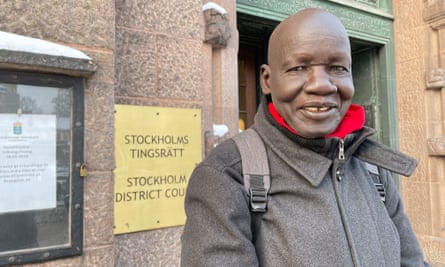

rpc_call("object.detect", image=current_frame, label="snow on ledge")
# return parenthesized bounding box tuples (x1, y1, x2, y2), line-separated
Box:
(202, 2, 227, 14)
(0, 31, 91, 60)
(212, 123, 229, 137)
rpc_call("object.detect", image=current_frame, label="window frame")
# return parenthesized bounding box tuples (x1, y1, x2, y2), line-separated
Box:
(0, 70, 84, 266)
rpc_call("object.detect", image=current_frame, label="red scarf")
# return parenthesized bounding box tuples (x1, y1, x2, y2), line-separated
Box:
(268, 102, 365, 139)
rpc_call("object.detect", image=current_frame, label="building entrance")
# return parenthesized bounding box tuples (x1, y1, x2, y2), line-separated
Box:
(237, 14, 387, 144)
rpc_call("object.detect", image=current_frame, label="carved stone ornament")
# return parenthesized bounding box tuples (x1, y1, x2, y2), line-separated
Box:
(426, 67, 445, 89)
(423, 0, 445, 22)
(427, 136, 445, 155)
(202, 2, 231, 48)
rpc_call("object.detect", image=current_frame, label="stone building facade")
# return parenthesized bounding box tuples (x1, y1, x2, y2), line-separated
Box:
(0, 0, 443, 266)
(393, 0, 445, 265)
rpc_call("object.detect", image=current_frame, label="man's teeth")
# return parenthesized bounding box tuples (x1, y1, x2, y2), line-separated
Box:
(304, 107, 330, 112)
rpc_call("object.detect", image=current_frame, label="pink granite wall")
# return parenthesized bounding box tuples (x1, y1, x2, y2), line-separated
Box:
(0, 1, 116, 266)
(393, 0, 445, 265)
(0, 0, 238, 265)
(113, 0, 202, 266)
(113, 0, 239, 265)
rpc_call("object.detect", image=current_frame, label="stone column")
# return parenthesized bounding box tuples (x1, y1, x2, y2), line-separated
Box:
(422, 0, 445, 264)
(202, 1, 239, 154)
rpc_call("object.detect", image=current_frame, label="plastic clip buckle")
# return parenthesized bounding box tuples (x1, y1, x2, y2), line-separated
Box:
(249, 187, 267, 213)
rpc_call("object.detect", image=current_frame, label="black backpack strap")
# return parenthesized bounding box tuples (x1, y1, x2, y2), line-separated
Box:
(232, 128, 270, 213)
(363, 161, 386, 203)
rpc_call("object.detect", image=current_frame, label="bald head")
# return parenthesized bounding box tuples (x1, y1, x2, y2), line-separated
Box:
(267, 8, 350, 67)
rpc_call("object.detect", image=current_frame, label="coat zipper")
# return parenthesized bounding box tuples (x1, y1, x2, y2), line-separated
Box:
(336, 139, 345, 181)
(333, 138, 360, 266)
(338, 139, 345, 160)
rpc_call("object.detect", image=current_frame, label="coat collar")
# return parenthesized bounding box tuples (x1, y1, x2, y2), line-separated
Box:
(251, 98, 416, 186)
(251, 99, 355, 186)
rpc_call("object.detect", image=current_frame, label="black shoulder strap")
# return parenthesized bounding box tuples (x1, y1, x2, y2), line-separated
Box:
(363, 161, 386, 203)
(232, 128, 270, 213)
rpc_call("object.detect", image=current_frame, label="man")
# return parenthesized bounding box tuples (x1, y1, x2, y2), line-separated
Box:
(181, 8, 430, 266)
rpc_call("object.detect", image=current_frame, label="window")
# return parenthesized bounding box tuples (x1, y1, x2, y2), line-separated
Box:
(0, 70, 84, 266)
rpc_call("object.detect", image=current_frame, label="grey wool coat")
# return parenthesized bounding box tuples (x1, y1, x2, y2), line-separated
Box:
(181, 100, 430, 267)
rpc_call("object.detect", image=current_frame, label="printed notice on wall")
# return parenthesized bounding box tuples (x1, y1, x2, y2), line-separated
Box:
(0, 114, 57, 213)
(114, 105, 202, 234)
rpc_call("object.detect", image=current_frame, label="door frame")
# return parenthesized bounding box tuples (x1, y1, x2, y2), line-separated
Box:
(236, 0, 398, 148)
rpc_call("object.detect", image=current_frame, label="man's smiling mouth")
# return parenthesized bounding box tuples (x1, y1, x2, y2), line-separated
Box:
(303, 106, 332, 113)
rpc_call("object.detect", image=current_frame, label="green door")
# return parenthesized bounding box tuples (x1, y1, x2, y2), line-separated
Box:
(351, 42, 382, 142)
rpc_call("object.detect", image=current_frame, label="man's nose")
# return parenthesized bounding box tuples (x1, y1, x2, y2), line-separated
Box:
(304, 66, 337, 95)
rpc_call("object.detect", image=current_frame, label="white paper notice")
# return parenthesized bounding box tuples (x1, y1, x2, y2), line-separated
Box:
(0, 114, 57, 213)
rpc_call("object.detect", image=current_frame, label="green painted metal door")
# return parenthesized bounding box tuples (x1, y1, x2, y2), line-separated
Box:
(352, 44, 382, 142)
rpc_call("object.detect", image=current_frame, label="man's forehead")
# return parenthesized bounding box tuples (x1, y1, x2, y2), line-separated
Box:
(278, 11, 347, 38)
(268, 9, 350, 64)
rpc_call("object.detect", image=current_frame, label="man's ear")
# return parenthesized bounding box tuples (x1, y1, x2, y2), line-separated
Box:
(260, 64, 272, 95)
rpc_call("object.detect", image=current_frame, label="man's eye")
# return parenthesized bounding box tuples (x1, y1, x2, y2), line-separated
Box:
(286, 65, 308, 72)
(329, 65, 350, 74)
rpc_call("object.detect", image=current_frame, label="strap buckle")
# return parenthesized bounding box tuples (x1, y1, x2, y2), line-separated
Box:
(247, 174, 268, 213)
(374, 183, 386, 203)
(249, 187, 267, 213)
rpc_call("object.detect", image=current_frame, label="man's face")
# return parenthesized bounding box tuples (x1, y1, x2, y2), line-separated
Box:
(261, 12, 354, 138)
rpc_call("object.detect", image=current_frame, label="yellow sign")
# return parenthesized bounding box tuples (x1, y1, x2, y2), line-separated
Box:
(114, 105, 202, 234)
